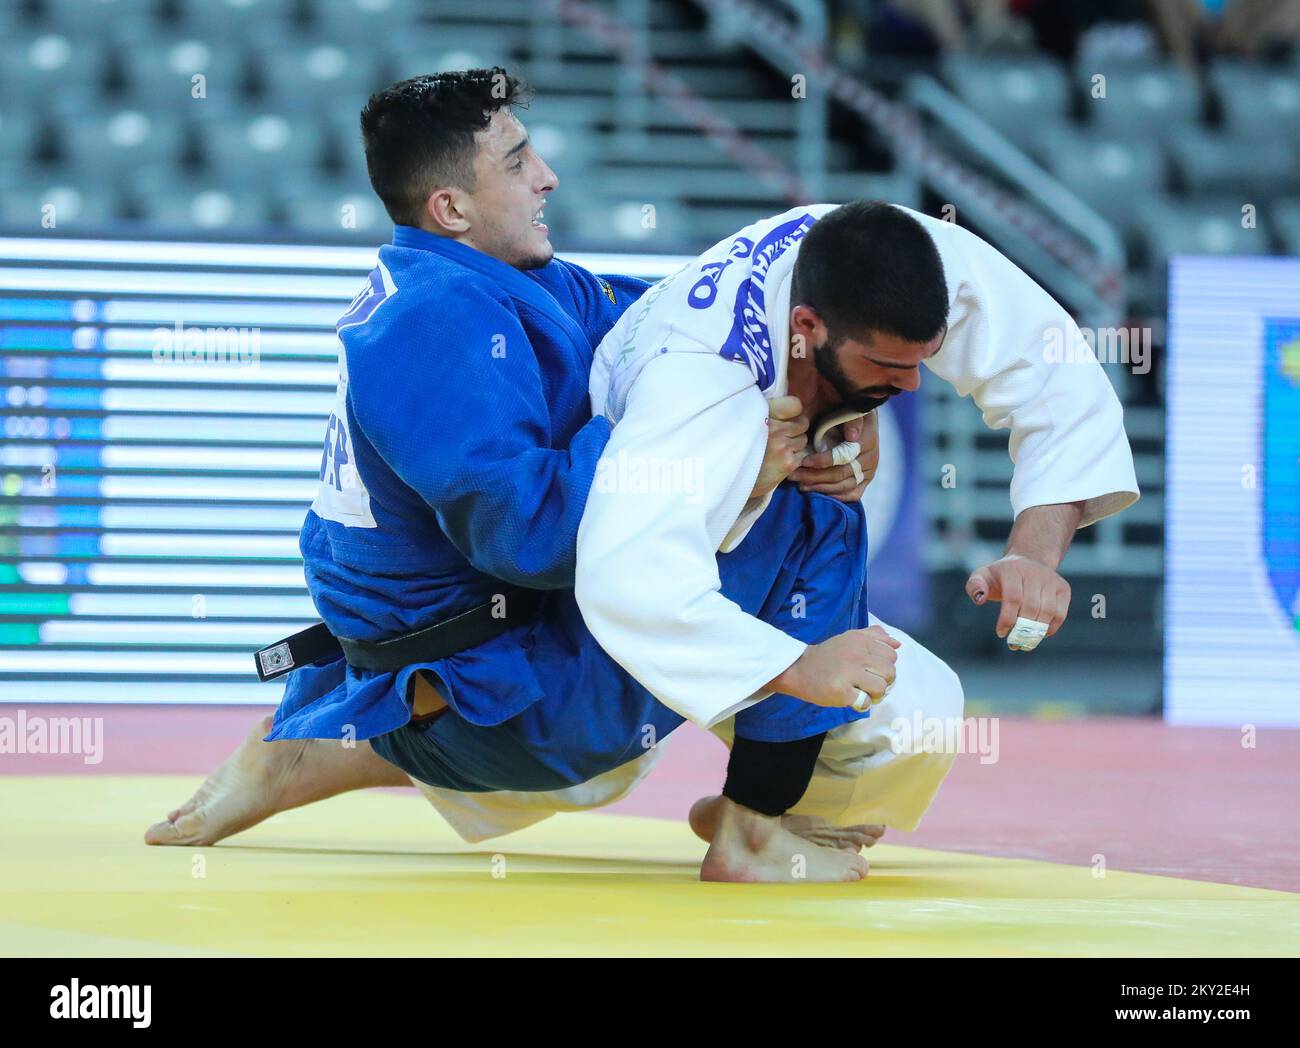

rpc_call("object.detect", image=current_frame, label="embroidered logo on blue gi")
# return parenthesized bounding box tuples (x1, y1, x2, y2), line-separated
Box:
(1262, 319, 1300, 634)
(687, 213, 818, 391)
(597, 277, 617, 305)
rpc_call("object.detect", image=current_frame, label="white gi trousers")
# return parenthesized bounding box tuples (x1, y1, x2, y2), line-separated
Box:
(411, 614, 963, 843)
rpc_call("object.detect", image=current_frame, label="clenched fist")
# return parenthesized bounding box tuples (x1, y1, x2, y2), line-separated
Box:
(750, 395, 809, 502)
(753, 399, 881, 505)
(767, 624, 901, 708)
(792, 411, 879, 502)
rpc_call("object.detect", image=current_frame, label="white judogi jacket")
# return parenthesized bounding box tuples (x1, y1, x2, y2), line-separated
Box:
(575, 204, 1139, 730)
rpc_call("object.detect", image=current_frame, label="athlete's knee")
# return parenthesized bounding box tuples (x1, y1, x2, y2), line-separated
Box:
(915, 651, 964, 724)
(884, 626, 964, 724)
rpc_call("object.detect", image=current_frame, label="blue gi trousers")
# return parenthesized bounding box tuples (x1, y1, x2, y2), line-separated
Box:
(369, 484, 870, 792)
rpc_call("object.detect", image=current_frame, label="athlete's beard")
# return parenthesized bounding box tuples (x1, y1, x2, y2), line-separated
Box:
(813, 335, 893, 415)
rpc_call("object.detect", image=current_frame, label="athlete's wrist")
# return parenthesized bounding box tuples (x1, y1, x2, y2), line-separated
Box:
(765, 650, 810, 701)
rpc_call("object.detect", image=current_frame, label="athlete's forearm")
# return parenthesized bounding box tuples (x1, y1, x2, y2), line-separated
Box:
(1004, 501, 1085, 570)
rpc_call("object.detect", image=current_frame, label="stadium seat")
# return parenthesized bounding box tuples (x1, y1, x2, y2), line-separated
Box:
(551, 193, 692, 250)
(415, 0, 533, 25)
(940, 54, 1072, 149)
(0, 33, 110, 107)
(58, 111, 188, 178)
(1031, 125, 1168, 236)
(1167, 127, 1295, 198)
(248, 43, 387, 114)
(0, 179, 124, 232)
(193, 111, 329, 183)
(169, 0, 301, 39)
(1136, 197, 1271, 276)
(524, 93, 618, 128)
(592, 164, 792, 204)
(116, 38, 250, 111)
(1209, 61, 1300, 144)
(33, 0, 161, 35)
(303, 0, 422, 42)
(1078, 64, 1201, 140)
(385, 31, 521, 82)
(279, 182, 391, 240)
(129, 181, 276, 232)
(327, 126, 370, 186)
(525, 56, 773, 101)
(0, 110, 45, 167)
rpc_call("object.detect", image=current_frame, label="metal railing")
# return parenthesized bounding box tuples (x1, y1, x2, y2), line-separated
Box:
(903, 74, 1126, 331)
(702, 0, 829, 200)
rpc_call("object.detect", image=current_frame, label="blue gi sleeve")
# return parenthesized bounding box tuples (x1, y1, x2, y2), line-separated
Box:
(349, 287, 611, 589)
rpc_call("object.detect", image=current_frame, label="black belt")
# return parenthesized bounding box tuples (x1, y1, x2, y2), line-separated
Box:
(252, 587, 544, 682)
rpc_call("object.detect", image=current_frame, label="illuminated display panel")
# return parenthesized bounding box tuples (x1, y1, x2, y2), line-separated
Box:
(1165, 255, 1300, 726)
(0, 238, 682, 705)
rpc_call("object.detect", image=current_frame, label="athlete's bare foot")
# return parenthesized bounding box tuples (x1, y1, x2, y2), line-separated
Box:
(698, 795, 869, 883)
(689, 794, 884, 852)
(782, 813, 886, 851)
(144, 715, 410, 847)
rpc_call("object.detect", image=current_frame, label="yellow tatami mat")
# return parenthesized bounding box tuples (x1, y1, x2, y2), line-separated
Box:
(2, 776, 1296, 957)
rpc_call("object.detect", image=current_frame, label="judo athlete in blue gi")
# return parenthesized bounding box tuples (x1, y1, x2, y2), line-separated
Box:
(144, 70, 895, 883)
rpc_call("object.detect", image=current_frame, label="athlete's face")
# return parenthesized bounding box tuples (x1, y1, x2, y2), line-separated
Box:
(790, 304, 945, 415)
(458, 110, 558, 270)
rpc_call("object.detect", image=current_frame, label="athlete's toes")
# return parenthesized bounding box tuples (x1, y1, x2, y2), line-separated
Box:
(841, 855, 870, 882)
(144, 810, 209, 847)
(144, 818, 185, 846)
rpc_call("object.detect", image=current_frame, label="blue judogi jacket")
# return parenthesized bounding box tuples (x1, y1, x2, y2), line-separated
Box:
(266, 226, 648, 744)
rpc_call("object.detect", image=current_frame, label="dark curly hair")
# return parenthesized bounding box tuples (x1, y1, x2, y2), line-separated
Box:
(360, 68, 533, 226)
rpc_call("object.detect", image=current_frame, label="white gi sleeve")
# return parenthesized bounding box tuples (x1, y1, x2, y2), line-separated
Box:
(718, 490, 774, 553)
(575, 352, 809, 729)
(922, 219, 1140, 527)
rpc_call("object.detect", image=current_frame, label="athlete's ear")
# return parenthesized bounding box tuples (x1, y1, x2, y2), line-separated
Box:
(425, 188, 470, 235)
(789, 304, 825, 343)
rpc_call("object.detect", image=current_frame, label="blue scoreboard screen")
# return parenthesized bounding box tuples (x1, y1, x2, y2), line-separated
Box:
(1166, 255, 1300, 726)
(0, 238, 675, 705)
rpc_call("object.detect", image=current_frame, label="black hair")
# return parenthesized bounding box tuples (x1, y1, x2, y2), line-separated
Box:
(359, 68, 532, 226)
(792, 200, 949, 343)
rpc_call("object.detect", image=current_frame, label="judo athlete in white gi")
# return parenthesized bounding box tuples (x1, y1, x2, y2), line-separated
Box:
(567, 200, 1141, 880)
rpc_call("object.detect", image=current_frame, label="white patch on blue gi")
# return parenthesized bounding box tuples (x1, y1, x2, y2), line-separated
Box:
(310, 261, 397, 529)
